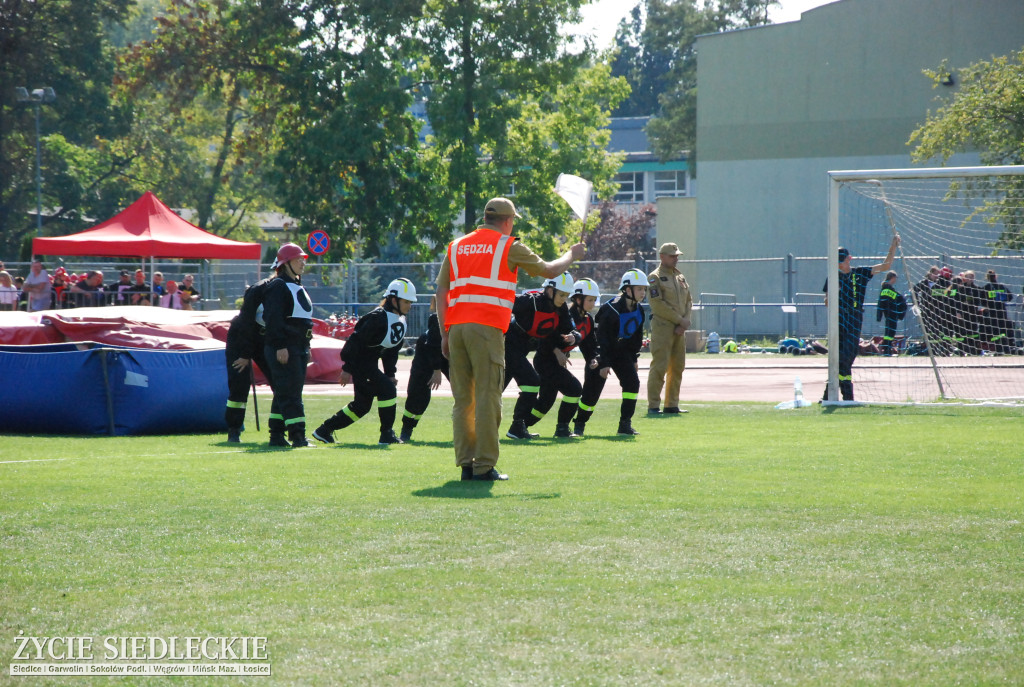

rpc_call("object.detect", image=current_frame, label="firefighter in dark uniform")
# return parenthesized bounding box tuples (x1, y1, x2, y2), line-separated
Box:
(224, 275, 276, 443)
(822, 237, 899, 401)
(875, 270, 906, 355)
(263, 243, 315, 448)
(398, 295, 450, 442)
(554, 278, 601, 437)
(314, 278, 417, 446)
(980, 269, 1017, 353)
(572, 269, 647, 436)
(525, 273, 583, 438)
(503, 277, 575, 440)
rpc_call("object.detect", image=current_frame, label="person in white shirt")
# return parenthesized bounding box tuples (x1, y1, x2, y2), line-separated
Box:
(22, 260, 52, 311)
(160, 280, 185, 309)
(0, 270, 19, 310)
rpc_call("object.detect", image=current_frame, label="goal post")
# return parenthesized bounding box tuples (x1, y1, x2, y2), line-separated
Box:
(826, 165, 1024, 405)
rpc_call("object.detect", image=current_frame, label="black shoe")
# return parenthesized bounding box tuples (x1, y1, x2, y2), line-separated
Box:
(461, 466, 473, 481)
(472, 468, 509, 481)
(617, 422, 640, 436)
(647, 407, 662, 415)
(268, 433, 291, 448)
(379, 430, 404, 446)
(291, 436, 316, 448)
(663, 407, 688, 414)
(399, 431, 412, 443)
(227, 429, 241, 443)
(573, 423, 586, 437)
(505, 420, 537, 440)
(312, 427, 334, 444)
(554, 423, 580, 438)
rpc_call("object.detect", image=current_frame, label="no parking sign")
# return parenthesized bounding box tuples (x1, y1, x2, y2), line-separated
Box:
(307, 230, 330, 256)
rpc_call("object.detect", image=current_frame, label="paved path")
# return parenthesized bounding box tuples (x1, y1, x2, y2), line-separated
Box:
(294, 355, 829, 404)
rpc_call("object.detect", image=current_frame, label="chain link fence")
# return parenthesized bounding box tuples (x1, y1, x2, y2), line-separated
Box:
(6, 255, 1022, 344)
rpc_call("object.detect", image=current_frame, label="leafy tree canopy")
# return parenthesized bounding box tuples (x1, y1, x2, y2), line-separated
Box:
(909, 50, 1024, 251)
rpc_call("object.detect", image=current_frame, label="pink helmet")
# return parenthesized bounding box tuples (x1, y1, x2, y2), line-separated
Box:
(272, 243, 308, 269)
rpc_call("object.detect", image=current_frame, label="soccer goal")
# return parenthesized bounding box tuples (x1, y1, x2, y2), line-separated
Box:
(826, 165, 1024, 405)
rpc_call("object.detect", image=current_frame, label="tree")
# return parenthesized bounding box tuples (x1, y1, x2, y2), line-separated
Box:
(909, 50, 1024, 250)
(613, 0, 777, 165)
(480, 61, 628, 257)
(417, 0, 588, 233)
(0, 0, 134, 257)
(115, 0, 295, 239)
(578, 201, 657, 289)
(269, 0, 448, 260)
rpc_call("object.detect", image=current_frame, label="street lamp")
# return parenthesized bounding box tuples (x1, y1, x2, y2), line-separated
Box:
(15, 87, 57, 236)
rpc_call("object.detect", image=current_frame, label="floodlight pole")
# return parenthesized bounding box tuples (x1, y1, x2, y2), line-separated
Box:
(15, 87, 57, 237)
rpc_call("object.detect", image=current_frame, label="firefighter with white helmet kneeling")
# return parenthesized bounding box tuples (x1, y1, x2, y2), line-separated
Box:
(314, 278, 417, 446)
(569, 269, 647, 436)
(263, 242, 315, 448)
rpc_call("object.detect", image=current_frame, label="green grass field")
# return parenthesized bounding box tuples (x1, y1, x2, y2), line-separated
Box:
(2, 399, 1022, 685)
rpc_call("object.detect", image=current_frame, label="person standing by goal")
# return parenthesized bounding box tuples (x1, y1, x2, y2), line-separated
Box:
(823, 235, 900, 401)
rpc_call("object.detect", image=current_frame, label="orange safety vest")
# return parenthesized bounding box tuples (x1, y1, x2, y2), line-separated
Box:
(445, 227, 519, 333)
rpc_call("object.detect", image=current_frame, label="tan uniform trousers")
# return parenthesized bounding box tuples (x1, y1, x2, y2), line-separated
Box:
(448, 322, 506, 473)
(647, 316, 686, 409)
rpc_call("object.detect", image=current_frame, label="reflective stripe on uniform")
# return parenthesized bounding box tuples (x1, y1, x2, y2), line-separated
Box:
(226, 400, 246, 409)
(449, 293, 514, 308)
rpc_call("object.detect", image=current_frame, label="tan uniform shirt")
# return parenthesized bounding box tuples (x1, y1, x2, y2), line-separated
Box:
(647, 264, 692, 327)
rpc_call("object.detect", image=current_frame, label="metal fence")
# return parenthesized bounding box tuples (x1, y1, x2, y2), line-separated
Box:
(6, 256, 1022, 344)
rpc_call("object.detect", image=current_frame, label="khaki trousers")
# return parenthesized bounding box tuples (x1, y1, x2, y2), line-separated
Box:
(647, 317, 686, 409)
(448, 322, 506, 472)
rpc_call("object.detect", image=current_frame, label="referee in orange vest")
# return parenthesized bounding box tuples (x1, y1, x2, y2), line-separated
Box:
(435, 198, 585, 481)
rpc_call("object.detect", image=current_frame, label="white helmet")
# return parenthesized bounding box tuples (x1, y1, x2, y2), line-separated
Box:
(542, 272, 574, 294)
(619, 269, 647, 291)
(383, 277, 417, 302)
(572, 278, 601, 305)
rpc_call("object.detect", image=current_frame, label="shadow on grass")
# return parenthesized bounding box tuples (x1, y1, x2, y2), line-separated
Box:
(412, 481, 561, 500)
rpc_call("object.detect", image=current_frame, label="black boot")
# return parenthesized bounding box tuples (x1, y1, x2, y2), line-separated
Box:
(379, 429, 404, 446)
(506, 419, 538, 440)
(573, 421, 586, 437)
(554, 423, 580, 438)
(312, 424, 335, 444)
(269, 431, 290, 448)
(289, 424, 316, 448)
(616, 421, 639, 436)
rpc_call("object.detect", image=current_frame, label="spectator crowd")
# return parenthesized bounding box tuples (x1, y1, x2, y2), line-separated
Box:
(0, 259, 201, 312)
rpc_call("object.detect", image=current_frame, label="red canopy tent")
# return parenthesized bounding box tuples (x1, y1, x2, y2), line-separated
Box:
(32, 191, 262, 260)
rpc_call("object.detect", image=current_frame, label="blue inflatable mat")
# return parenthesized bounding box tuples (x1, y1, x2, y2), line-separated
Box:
(0, 344, 226, 435)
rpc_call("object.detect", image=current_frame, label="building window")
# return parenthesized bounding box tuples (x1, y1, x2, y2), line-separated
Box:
(653, 170, 687, 198)
(613, 172, 645, 203)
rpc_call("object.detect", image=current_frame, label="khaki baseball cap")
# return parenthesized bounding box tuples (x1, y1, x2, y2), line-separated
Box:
(659, 242, 682, 256)
(484, 197, 522, 219)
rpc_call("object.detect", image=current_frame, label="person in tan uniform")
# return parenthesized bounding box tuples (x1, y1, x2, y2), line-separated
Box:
(435, 197, 585, 481)
(646, 242, 692, 415)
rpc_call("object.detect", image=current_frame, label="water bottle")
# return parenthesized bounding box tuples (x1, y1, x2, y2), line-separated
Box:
(794, 377, 805, 407)
(707, 331, 720, 354)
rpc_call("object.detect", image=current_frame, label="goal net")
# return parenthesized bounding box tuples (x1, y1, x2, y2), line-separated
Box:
(826, 165, 1024, 405)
